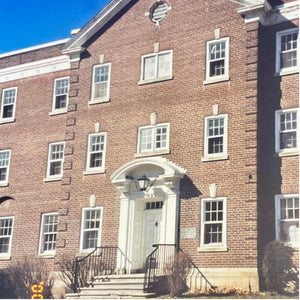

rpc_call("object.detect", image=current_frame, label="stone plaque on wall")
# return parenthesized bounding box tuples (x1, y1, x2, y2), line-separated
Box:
(180, 227, 197, 239)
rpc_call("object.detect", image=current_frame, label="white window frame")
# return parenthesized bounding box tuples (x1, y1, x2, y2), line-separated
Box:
(51, 77, 69, 114)
(79, 207, 103, 253)
(275, 28, 299, 75)
(204, 37, 229, 84)
(38, 212, 59, 256)
(202, 114, 228, 162)
(199, 197, 227, 252)
(85, 132, 107, 174)
(275, 194, 299, 249)
(90, 63, 111, 104)
(0, 87, 17, 124)
(275, 108, 298, 155)
(46, 142, 65, 180)
(0, 149, 11, 187)
(136, 122, 170, 156)
(139, 50, 173, 85)
(0, 216, 14, 259)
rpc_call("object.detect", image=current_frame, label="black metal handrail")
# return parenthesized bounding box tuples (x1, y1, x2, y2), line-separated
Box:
(178, 248, 215, 292)
(143, 244, 176, 292)
(143, 244, 215, 293)
(73, 246, 127, 292)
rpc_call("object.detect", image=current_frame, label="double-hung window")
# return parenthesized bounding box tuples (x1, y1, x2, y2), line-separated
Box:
(275, 108, 298, 155)
(203, 114, 228, 161)
(275, 195, 299, 248)
(0, 150, 11, 186)
(38, 213, 58, 255)
(52, 77, 69, 114)
(46, 142, 65, 180)
(137, 123, 170, 155)
(80, 207, 103, 252)
(276, 28, 298, 74)
(205, 38, 229, 83)
(85, 133, 107, 173)
(0, 216, 14, 258)
(91, 63, 111, 103)
(0, 87, 17, 123)
(140, 50, 173, 84)
(200, 197, 226, 251)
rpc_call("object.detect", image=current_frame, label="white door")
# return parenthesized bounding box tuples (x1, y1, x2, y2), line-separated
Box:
(143, 207, 162, 259)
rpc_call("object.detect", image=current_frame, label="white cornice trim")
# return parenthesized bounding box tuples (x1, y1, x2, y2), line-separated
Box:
(237, 0, 299, 25)
(0, 39, 69, 59)
(228, 0, 264, 6)
(0, 55, 70, 84)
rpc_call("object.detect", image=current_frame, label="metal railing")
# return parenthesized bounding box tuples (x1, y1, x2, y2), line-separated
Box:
(143, 244, 176, 292)
(73, 246, 125, 292)
(143, 244, 215, 293)
(178, 248, 215, 292)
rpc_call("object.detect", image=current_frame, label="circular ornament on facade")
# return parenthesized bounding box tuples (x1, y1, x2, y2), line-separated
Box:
(150, 1, 169, 23)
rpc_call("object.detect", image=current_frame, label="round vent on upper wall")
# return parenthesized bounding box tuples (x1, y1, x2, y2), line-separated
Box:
(150, 1, 169, 23)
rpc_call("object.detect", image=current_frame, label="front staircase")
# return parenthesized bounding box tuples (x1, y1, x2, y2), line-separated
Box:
(65, 245, 215, 299)
(66, 274, 155, 299)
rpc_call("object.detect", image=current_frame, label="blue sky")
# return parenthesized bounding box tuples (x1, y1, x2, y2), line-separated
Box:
(0, 0, 111, 54)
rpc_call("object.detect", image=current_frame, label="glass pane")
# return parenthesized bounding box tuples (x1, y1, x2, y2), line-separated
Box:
(55, 95, 67, 109)
(144, 56, 156, 80)
(158, 53, 171, 77)
(3, 105, 13, 118)
(280, 132, 297, 149)
(94, 82, 107, 98)
(50, 161, 61, 176)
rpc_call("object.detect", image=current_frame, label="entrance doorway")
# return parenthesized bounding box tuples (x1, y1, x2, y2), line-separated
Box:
(143, 201, 163, 260)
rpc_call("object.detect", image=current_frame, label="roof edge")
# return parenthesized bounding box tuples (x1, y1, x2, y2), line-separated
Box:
(62, 0, 133, 55)
(0, 38, 70, 59)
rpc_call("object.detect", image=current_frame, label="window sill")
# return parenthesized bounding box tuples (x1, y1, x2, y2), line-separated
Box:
(276, 151, 299, 157)
(49, 110, 67, 116)
(203, 76, 230, 85)
(138, 75, 173, 86)
(274, 69, 299, 77)
(0, 255, 11, 260)
(197, 246, 228, 252)
(202, 155, 229, 162)
(43, 177, 62, 183)
(135, 149, 170, 158)
(38, 254, 56, 258)
(83, 169, 106, 175)
(0, 119, 15, 124)
(88, 98, 110, 105)
(0, 182, 8, 187)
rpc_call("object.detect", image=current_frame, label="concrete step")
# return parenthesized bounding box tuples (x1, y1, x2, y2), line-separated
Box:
(65, 273, 155, 299)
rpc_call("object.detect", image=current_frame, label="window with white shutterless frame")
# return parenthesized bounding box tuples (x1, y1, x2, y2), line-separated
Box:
(139, 50, 173, 84)
(137, 123, 170, 155)
(52, 77, 69, 114)
(90, 63, 111, 104)
(203, 114, 228, 161)
(275, 108, 298, 155)
(38, 212, 59, 256)
(276, 28, 299, 75)
(80, 207, 103, 252)
(275, 194, 299, 248)
(0, 87, 17, 123)
(46, 142, 65, 180)
(0, 216, 14, 258)
(0, 149, 11, 186)
(199, 197, 227, 251)
(205, 37, 229, 84)
(85, 132, 107, 174)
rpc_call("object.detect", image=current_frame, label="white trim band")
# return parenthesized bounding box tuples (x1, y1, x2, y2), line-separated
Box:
(0, 55, 70, 83)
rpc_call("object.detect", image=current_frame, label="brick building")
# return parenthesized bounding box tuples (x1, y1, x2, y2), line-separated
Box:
(0, 0, 298, 297)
